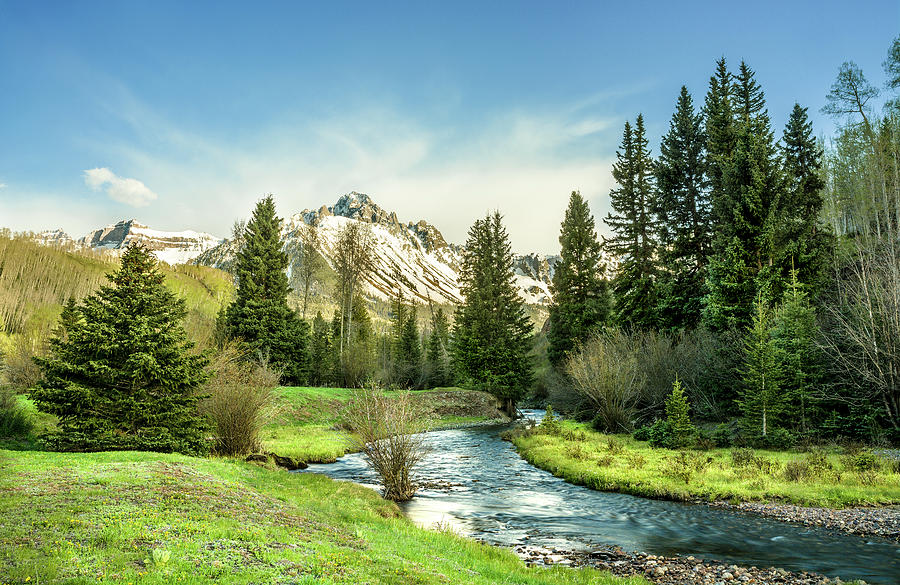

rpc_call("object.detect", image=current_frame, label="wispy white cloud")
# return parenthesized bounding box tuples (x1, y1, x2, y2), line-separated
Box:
(68, 84, 625, 251)
(83, 167, 158, 207)
(0, 183, 7, 189)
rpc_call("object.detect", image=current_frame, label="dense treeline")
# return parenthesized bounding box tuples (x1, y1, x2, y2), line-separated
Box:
(546, 39, 900, 446)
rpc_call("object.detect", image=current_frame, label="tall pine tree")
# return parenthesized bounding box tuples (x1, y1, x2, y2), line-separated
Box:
(309, 311, 333, 386)
(605, 115, 659, 329)
(452, 212, 533, 416)
(779, 103, 832, 297)
(225, 195, 310, 383)
(33, 244, 209, 455)
(655, 86, 711, 329)
(547, 190, 610, 365)
(425, 307, 452, 388)
(739, 295, 785, 439)
(704, 61, 785, 329)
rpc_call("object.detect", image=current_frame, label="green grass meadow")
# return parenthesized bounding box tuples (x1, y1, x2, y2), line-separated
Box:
(510, 420, 900, 508)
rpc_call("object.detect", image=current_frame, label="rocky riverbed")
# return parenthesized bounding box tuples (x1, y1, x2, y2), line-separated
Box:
(516, 545, 861, 585)
(712, 501, 900, 542)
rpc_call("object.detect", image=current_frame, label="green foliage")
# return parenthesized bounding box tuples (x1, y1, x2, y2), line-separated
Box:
(309, 311, 333, 386)
(390, 290, 423, 388)
(778, 104, 833, 297)
(425, 308, 452, 388)
(647, 418, 672, 448)
(772, 272, 821, 434)
(452, 212, 533, 413)
(225, 195, 310, 384)
(738, 297, 786, 439)
(331, 297, 376, 388)
(654, 86, 710, 330)
(665, 378, 695, 448)
(0, 387, 33, 437)
(548, 191, 610, 364)
(605, 116, 659, 329)
(32, 244, 210, 455)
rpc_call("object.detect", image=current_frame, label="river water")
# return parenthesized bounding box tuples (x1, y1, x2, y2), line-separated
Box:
(301, 410, 900, 584)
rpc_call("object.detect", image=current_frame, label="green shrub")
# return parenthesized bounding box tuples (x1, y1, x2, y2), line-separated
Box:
(632, 425, 651, 441)
(842, 451, 881, 473)
(648, 419, 673, 448)
(625, 451, 646, 469)
(605, 436, 625, 455)
(0, 388, 33, 437)
(783, 459, 810, 482)
(712, 423, 733, 448)
(749, 428, 795, 450)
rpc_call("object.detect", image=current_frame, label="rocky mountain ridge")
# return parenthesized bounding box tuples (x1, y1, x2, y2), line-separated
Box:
(31, 220, 224, 265)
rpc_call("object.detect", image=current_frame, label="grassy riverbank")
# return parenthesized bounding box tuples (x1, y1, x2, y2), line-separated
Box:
(509, 420, 900, 508)
(261, 386, 507, 463)
(0, 449, 647, 585)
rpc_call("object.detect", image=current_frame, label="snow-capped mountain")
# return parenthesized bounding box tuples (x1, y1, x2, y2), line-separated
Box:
(197, 192, 563, 305)
(78, 219, 224, 265)
(30, 220, 224, 265)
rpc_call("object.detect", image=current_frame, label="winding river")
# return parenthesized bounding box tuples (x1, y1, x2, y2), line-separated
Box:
(301, 410, 900, 584)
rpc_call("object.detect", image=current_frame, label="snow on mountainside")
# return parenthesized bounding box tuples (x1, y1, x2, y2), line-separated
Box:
(196, 192, 562, 305)
(30, 220, 224, 264)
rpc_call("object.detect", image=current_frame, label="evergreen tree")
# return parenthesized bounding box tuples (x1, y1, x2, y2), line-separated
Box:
(309, 311, 333, 386)
(605, 115, 659, 329)
(225, 195, 310, 384)
(655, 87, 711, 329)
(32, 244, 209, 454)
(739, 295, 785, 438)
(665, 377, 695, 448)
(392, 303, 423, 388)
(704, 62, 785, 328)
(547, 191, 610, 365)
(705, 57, 737, 231)
(425, 308, 452, 388)
(779, 104, 832, 296)
(452, 212, 533, 416)
(772, 271, 821, 435)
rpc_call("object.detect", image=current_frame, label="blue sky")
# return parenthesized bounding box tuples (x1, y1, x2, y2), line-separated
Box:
(0, 1, 897, 252)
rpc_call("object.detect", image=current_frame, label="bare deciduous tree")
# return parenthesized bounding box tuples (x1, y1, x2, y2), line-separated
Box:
(289, 218, 324, 320)
(334, 222, 375, 355)
(822, 240, 900, 431)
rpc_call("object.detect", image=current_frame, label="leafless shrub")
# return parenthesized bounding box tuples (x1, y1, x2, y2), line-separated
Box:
(201, 342, 279, 456)
(342, 386, 431, 501)
(566, 330, 645, 432)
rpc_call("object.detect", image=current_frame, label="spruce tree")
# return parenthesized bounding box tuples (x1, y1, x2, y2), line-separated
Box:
(225, 195, 310, 384)
(704, 61, 785, 328)
(393, 305, 423, 388)
(425, 308, 452, 388)
(665, 377, 695, 448)
(33, 244, 209, 454)
(309, 311, 333, 386)
(739, 295, 785, 438)
(655, 86, 711, 329)
(605, 115, 659, 329)
(779, 104, 832, 297)
(705, 57, 737, 230)
(772, 271, 821, 435)
(547, 191, 610, 365)
(452, 212, 533, 416)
